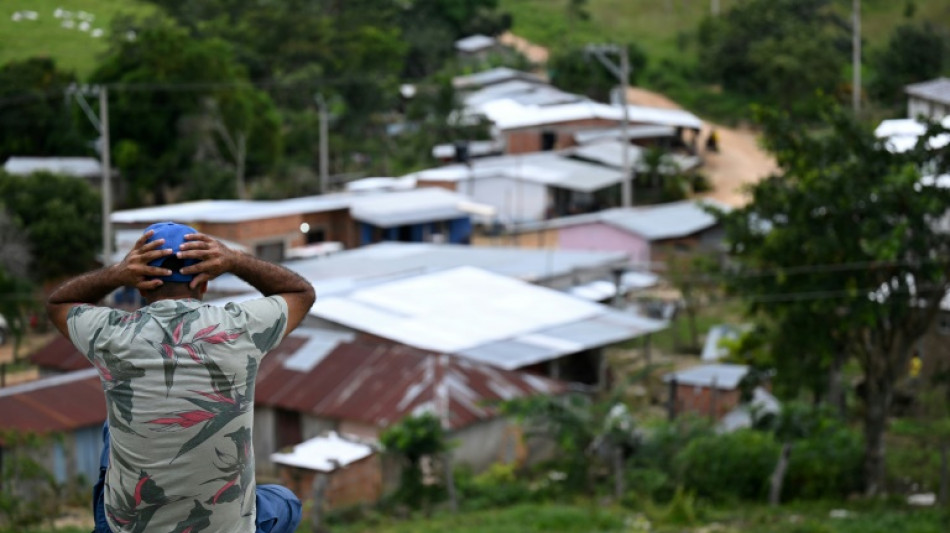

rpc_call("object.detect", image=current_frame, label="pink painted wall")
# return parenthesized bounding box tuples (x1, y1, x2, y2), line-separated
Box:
(558, 223, 650, 266)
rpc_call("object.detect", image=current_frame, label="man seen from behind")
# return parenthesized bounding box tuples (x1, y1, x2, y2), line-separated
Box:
(47, 222, 315, 533)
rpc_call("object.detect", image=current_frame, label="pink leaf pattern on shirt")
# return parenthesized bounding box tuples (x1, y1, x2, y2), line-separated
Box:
(148, 410, 216, 429)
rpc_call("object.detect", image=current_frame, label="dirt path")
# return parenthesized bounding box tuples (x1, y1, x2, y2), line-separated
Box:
(624, 87, 778, 207)
(498, 33, 777, 207)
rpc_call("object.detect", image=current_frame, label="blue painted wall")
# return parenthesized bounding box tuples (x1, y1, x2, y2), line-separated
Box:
(359, 217, 472, 245)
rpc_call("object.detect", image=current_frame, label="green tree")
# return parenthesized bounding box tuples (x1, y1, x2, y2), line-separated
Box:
(91, 15, 281, 205)
(380, 413, 449, 510)
(0, 211, 34, 356)
(0, 171, 101, 282)
(0, 58, 86, 161)
(719, 103, 950, 495)
(548, 44, 647, 102)
(869, 22, 949, 110)
(697, 0, 849, 115)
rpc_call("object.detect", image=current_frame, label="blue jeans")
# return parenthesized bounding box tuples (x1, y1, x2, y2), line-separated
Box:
(93, 423, 301, 533)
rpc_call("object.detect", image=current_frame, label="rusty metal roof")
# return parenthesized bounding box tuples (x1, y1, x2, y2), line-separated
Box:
(29, 335, 92, 372)
(0, 368, 105, 434)
(256, 335, 565, 431)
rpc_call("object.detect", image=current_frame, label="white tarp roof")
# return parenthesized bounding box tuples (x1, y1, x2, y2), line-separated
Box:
(270, 432, 374, 473)
(874, 116, 950, 153)
(309, 266, 666, 369)
(455, 34, 496, 53)
(4, 156, 102, 178)
(718, 387, 781, 433)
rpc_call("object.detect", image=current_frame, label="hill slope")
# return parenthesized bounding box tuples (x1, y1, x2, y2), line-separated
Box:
(1, 0, 154, 78)
(499, 0, 950, 63)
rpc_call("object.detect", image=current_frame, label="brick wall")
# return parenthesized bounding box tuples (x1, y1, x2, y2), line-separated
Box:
(279, 455, 383, 510)
(673, 384, 742, 420)
(504, 118, 617, 154)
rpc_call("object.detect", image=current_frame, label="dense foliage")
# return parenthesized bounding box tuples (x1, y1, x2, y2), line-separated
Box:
(719, 102, 950, 494)
(0, 171, 101, 282)
(697, 0, 850, 117)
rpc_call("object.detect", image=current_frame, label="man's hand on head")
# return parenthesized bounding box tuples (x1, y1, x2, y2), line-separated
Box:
(178, 234, 239, 289)
(116, 230, 174, 290)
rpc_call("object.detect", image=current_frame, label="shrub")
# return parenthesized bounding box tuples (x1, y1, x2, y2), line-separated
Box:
(783, 426, 864, 501)
(675, 429, 779, 502)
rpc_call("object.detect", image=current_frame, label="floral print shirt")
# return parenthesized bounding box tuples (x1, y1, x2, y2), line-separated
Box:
(67, 296, 288, 533)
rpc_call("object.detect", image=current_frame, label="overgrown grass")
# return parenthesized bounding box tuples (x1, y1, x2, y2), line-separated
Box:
(318, 499, 950, 533)
(330, 503, 628, 533)
(500, 0, 950, 60)
(0, 0, 154, 78)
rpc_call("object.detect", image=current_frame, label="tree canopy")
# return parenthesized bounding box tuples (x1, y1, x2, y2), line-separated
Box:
(719, 103, 950, 494)
(0, 171, 101, 282)
(697, 0, 850, 115)
(0, 58, 87, 161)
(90, 15, 281, 205)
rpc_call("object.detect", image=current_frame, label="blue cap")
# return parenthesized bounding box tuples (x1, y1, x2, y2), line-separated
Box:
(144, 222, 199, 283)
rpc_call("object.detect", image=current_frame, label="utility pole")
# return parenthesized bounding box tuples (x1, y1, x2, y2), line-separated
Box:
(69, 84, 113, 266)
(852, 0, 861, 113)
(100, 87, 112, 266)
(437, 354, 458, 512)
(314, 94, 329, 193)
(586, 44, 633, 208)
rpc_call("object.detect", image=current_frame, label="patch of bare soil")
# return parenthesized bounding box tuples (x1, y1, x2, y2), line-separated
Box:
(624, 87, 778, 207)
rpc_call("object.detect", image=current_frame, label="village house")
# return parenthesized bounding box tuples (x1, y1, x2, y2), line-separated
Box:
(481, 199, 727, 269)
(0, 369, 105, 496)
(111, 187, 490, 261)
(663, 363, 751, 420)
(906, 77, 950, 121)
(286, 266, 666, 386)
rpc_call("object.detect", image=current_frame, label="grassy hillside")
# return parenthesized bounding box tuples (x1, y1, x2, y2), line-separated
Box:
(0, 0, 154, 78)
(499, 0, 950, 64)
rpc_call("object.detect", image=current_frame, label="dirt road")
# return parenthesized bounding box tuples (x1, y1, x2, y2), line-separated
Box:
(624, 87, 778, 207)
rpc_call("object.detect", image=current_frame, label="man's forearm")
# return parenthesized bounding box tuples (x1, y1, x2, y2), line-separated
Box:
(230, 253, 313, 297)
(48, 266, 124, 305)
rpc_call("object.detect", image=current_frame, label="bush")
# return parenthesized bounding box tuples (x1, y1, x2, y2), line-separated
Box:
(783, 426, 864, 501)
(455, 463, 537, 510)
(675, 429, 779, 502)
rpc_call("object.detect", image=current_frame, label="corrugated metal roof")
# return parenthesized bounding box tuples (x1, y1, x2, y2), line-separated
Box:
(663, 363, 749, 389)
(568, 140, 701, 173)
(256, 336, 565, 430)
(29, 335, 92, 372)
(349, 188, 489, 227)
(905, 77, 950, 105)
(307, 267, 666, 369)
(209, 241, 629, 294)
(0, 368, 105, 433)
(473, 98, 703, 131)
(599, 200, 723, 240)
(514, 199, 726, 241)
(111, 195, 354, 224)
(574, 125, 677, 144)
(452, 67, 546, 90)
(409, 152, 627, 193)
(3, 156, 102, 178)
